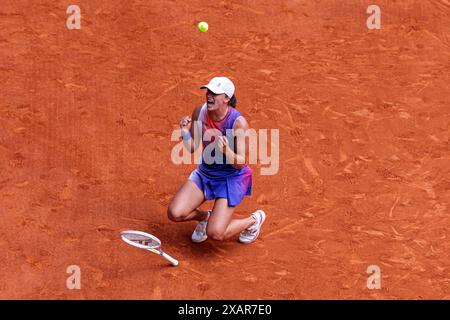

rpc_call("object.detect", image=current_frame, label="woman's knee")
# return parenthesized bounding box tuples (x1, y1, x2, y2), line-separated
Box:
(167, 204, 187, 222)
(206, 228, 226, 241)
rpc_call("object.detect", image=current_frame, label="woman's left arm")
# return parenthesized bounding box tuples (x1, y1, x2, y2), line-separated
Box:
(221, 116, 249, 169)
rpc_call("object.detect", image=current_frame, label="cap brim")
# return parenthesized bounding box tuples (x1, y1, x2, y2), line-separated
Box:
(200, 85, 226, 95)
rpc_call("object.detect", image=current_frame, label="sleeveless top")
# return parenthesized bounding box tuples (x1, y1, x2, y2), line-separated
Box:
(197, 103, 245, 177)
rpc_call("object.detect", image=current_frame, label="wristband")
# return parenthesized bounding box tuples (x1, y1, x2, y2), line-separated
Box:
(181, 130, 191, 141)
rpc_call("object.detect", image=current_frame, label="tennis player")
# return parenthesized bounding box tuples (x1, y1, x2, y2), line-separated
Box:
(167, 76, 266, 243)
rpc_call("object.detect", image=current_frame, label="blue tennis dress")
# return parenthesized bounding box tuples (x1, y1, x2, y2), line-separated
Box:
(188, 104, 252, 207)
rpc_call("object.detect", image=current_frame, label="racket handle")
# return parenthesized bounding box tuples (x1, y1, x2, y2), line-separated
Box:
(161, 252, 179, 266)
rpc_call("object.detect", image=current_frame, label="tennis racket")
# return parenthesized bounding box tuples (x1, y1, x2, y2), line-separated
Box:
(120, 230, 179, 266)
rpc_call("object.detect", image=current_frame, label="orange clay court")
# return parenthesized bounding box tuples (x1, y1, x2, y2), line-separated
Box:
(0, 0, 449, 299)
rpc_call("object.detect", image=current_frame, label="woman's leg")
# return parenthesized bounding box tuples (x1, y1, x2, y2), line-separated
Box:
(167, 180, 208, 222)
(206, 198, 255, 241)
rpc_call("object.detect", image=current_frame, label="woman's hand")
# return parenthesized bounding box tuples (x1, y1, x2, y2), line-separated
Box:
(217, 136, 230, 154)
(179, 116, 192, 134)
(218, 134, 246, 169)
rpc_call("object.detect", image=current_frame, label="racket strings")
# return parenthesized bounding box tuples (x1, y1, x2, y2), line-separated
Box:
(122, 234, 159, 248)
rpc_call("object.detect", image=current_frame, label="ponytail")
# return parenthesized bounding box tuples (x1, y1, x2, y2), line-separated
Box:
(228, 95, 237, 108)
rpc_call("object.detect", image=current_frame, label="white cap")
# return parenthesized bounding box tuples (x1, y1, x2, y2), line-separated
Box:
(200, 76, 235, 98)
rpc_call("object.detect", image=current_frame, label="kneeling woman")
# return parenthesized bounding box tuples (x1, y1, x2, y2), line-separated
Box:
(167, 76, 266, 243)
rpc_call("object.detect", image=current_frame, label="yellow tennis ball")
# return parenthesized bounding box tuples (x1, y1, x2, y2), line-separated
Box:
(198, 21, 208, 33)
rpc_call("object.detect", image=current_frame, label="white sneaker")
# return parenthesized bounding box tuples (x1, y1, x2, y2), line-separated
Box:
(239, 210, 266, 244)
(191, 211, 211, 243)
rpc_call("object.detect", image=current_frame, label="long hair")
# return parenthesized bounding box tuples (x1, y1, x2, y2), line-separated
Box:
(228, 95, 237, 108)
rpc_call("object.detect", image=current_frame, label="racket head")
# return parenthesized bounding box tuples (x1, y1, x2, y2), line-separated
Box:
(120, 230, 162, 250)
